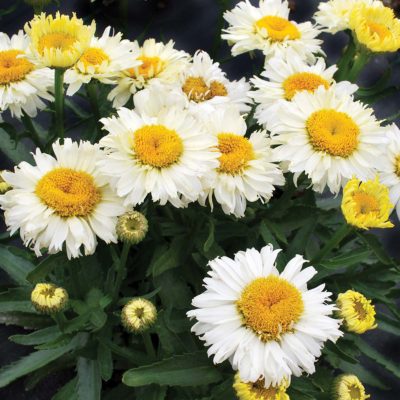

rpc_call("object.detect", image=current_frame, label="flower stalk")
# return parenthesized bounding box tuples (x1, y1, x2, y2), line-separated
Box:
(54, 68, 65, 142)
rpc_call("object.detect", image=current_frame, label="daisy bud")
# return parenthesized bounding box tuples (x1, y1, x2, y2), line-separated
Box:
(336, 290, 377, 334)
(116, 211, 148, 245)
(121, 298, 157, 333)
(0, 172, 12, 194)
(31, 283, 68, 314)
(341, 177, 393, 230)
(233, 373, 290, 400)
(334, 374, 370, 400)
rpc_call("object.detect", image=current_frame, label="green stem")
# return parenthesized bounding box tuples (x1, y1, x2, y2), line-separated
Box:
(54, 68, 65, 142)
(52, 312, 67, 331)
(86, 80, 102, 142)
(113, 242, 131, 301)
(312, 224, 353, 264)
(346, 49, 371, 83)
(21, 111, 41, 147)
(334, 36, 356, 81)
(142, 332, 156, 359)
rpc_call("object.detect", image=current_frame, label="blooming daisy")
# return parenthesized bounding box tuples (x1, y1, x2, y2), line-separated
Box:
(187, 244, 342, 387)
(0, 139, 126, 259)
(64, 26, 140, 95)
(336, 290, 377, 334)
(0, 30, 53, 118)
(199, 107, 284, 218)
(333, 374, 370, 400)
(99, 105, 219, 208)
(107, 38, 189, 108)
(233, 373, 290, 400)
(221, 0, 322, 61)
(250, 52, 357, 128)
(349, 2, 400, 53)
(25, 12, 96, 68)
(176, 50, 251, 113)
(341, 177, 393, 229)
(379, 123, 400, 219)
(314, 0, 381, 34)
(271, 86, 387, 194)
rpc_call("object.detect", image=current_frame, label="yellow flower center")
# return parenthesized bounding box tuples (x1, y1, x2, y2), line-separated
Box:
(79, 47, 109, 68)
(306, 109, 360, 157)
(217, 133, 254, 175)
(255, 16, 301, 42)
(366, 21, 391, 40)
(352, 191, 380, 215)
(348, 384, 362, 399)
(249, 379, 278, 399)
(35, 167, 101, 218)
(282, 72, 330, 100)
(38, 32, 77, 54)
(129, 55, 164, 79)
(237, 276, 304, 342)
(353, 299, 368, 320)
(0, 50, 34, 84)
(133, 124, 183, 168)
(182, 76, 228, 102)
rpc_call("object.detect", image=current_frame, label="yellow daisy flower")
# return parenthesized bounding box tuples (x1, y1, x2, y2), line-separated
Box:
(25, 12, 96, 68)
(233, 373, 290, 400)
(336, 290, 377, 334)
(31, 283, 68, 314)
(341, 177, 394, 229)
(334, 374, 370, 400)
(349, 3, 400, 52)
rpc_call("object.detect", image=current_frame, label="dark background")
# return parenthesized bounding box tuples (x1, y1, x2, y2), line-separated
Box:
(0, 0, 399, 398)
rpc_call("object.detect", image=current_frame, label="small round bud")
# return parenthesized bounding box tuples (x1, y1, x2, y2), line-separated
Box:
(0, 171, 12, 194)
(121, 297, 157, 333)
(333, 374, 370, 400)
(116, 211, 148, 245)
(336, 290, 377, 334)
(31, 283, 68, 314)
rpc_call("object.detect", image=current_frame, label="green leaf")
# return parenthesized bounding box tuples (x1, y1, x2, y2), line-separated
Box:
(203, 219, 215, 252)
(0, 335, 83, 388)
(259, 221, 279, 248)
(52, 377, 78, 400)
(27, 253, 68, 283)
(0, 127, 32, 164)
(150, 238, 184, 277)
(320, 249, 371, 269)
(0, 245, 35, 285)
(356, 232, 392, 265)
(0, 312, 51, 329)
(77, 358, 101, 400)
(97, 342, 113, 381)
(377, 314, 400, 336)
(122, 352, 222, 387)
(9, 325, 60, 346)
(353, 336, 400, 379)
(0, 301, 36, 313)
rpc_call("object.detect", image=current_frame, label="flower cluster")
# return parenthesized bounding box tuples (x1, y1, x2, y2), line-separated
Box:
(0, 1, 398, 398)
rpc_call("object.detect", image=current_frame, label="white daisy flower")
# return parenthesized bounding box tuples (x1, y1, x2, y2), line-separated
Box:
(176, 50, 251, 114)
(379, 123, 400, 218)
(270, 86, 387, 194)
(187, 244, 342, 387)
(314, 0, 382, 34)
(221, 0, 323, 62)
(0, 139, 126, 259)
(0, 30, 53, 118)
(250, 52, 358, 128)
(199, 107, 284, 218)
(99, 104, 219, 208)
(107, 38, 189, 108)
(64, 26, 140, 96)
